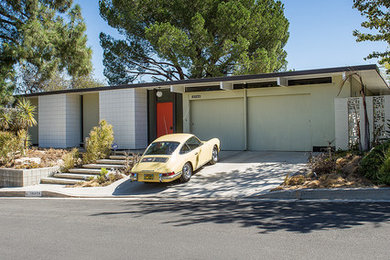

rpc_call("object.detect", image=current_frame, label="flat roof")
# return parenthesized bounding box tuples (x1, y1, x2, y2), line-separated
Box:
(19, 64, 389, 97)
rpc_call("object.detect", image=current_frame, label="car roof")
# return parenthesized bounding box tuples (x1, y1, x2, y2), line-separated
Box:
(153, 133, 194, 143)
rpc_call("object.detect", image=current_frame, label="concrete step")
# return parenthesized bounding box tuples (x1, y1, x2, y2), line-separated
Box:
(53, 173, 96, 180)
(82, 164, 125, 169)
(41, 177, 80, 185)
(96, 159, 126, 165)
(69, 168, 102, 174)
(109, 155, 128, 160)
(113, 151, 129, 155)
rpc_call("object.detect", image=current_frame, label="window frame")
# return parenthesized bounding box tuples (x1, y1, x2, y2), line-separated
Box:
(180, 136, 202, 154)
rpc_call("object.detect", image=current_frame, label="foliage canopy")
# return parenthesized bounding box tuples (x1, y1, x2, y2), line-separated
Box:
(99, 0, 289, 84)
(353, 0, 390, 68)
(0, 0, 92, 99)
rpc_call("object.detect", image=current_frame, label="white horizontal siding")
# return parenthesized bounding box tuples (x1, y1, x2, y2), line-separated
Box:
(66, 94, 81, 147)
(99, 89, 136, 149)
(38, 95, 67, 148)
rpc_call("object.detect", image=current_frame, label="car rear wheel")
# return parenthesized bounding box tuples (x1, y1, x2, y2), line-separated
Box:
(209, 146, 218, 165)
(180, 162, 192, 183)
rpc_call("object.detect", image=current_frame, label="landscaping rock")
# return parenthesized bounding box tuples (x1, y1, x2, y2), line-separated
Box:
(15, 157, 41, 165)
(342, 155, 361, 175)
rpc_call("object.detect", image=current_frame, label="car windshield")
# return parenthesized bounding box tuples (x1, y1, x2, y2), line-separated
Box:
(144, 142, 180, 155)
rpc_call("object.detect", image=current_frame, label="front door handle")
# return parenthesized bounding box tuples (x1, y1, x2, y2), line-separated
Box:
(195, 152, 198, 155)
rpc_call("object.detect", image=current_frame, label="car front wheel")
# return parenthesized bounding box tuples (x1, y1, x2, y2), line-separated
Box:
(209, 146, 218, 165)
(180, 162, 192, 183)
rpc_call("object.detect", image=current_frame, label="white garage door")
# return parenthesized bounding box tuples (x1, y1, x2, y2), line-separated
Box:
(190, 98, 245, 150)
(248, 94, 312, 151)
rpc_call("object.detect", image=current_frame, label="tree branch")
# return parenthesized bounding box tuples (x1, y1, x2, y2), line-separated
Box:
(0, 34, 18, 44)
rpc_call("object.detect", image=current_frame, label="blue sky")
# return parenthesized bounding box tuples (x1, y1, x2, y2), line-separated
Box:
(75, 0, 388, 83)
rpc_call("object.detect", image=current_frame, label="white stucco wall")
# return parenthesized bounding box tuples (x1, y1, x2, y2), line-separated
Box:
(99, 88, 147, 149)
(334, 98, 349, 150)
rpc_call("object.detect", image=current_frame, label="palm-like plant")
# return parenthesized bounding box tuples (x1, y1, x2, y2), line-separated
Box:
(0, 108, 12, 131)
(16, 99, 37, 129)
(15, 99, 37, 149)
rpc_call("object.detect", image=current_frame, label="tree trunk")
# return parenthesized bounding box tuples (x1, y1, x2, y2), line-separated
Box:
(359, 76, 370, 151)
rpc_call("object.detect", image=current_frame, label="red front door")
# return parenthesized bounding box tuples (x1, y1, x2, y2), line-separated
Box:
(157, 102, 174, 137)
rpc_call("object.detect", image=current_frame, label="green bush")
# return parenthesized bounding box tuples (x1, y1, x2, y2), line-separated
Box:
(97, 168, 108, 184)
(83, 120, 114, 164)
(378, 150, 390, 185)
(359, 140, 390, 185)
(61, 148, 80, 172)
(0, 131, 25, 166)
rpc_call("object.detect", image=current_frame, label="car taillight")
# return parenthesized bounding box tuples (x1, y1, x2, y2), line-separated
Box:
(162, 172, 175, 177)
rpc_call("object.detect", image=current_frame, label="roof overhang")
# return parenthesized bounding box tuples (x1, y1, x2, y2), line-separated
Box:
(18, 64, 389, 97)
(344, 69, 390, 94)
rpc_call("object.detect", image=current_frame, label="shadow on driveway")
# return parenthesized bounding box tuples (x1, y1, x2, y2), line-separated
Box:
(90, 200, 390, 234)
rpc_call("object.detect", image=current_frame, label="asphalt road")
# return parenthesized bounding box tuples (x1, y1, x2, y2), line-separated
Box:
(1, 199, 390, 260)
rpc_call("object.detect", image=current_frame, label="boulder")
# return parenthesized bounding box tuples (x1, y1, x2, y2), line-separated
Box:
(15, 157, 41, 165)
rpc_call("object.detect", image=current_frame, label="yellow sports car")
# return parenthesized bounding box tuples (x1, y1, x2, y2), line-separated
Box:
(130, 133, 220, 183)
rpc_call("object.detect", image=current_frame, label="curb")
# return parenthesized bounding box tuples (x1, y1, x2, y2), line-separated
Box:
(260, 188, 390, 201)
(0, 190, 72, 198)
(1, 188, 390, 201)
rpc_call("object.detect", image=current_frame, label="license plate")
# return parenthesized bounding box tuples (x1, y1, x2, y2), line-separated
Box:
(144, 174, 154, 180)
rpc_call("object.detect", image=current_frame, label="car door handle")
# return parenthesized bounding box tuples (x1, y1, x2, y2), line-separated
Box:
(195, 152, 198, 155)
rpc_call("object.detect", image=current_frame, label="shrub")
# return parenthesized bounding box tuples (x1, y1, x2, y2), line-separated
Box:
(96, 168, 109, 184)
(378, 155, 390, 185)
(83, 120, 114, 164)
(61, 148, 80, 172)
(310, 153, 336, 175)
(121, 152, 140, 175)
(0, 99, 37, 150)
(359, 140, 390, 185)
(0, 131, 25, 166)
(283, 174, 306, 186)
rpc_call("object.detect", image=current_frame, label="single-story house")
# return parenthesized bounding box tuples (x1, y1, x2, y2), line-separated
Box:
(22, 64, 389, 151)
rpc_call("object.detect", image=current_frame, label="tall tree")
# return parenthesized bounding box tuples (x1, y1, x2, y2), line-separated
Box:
(16, 64, 104, 94)
(0, 0, 92, 98)
(353, 0, 390, 68)
(99, 0, 289, 85)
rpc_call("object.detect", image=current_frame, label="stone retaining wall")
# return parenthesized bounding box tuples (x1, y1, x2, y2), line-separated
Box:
(0, 166, 59, 187)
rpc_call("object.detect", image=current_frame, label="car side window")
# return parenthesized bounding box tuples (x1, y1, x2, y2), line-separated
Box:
(180, 143, 191, 154)
(186, 137, 202, 150)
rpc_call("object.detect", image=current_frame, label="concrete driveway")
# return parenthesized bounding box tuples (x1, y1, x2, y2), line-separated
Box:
(113, 151, 310, 198)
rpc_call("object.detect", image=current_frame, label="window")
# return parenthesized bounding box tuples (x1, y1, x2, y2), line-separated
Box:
(233, 82, 278, 89)
(180, 144, 191, 154)
(144, 142, 180, 155)
(185, 85, 221, 92)
(186, 137, 202, 150)
(288, 77, 332, 86)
